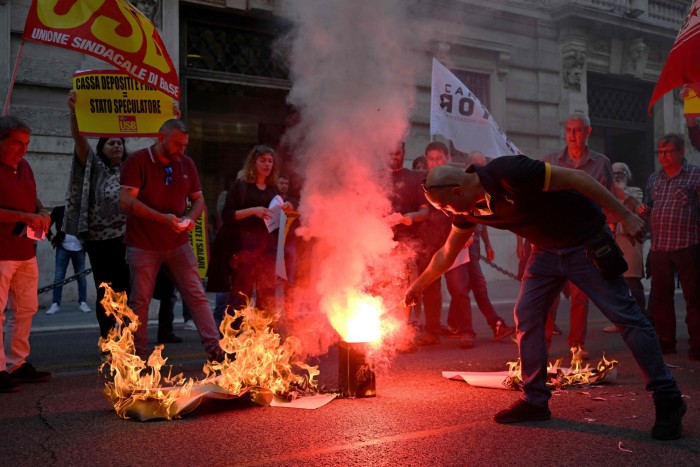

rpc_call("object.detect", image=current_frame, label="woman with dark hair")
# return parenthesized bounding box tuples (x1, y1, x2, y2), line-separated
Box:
(63, 90, 131, 339)
(221, 145, 292, 313)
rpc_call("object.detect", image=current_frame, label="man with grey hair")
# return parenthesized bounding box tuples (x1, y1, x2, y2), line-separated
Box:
(405, 155, 685, 440)
(120, 119, 225, 363)
(541, 112, 616, 357)
(603, 162, 646, 333)
(0, 116, 52, 392)
(639, 133, 700, 360)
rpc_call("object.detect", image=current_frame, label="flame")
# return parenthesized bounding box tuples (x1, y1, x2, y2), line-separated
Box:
(326, 289, 385, 343)
(97, 284, 319, 420)
(506, 346, 618, 390)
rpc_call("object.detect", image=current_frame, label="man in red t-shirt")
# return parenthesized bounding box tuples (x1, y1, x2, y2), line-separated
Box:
(120, 119, 224, 363)
(0, 116, 52, 392)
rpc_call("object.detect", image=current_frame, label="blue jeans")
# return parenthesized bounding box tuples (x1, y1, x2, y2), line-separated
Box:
(517, 244, 680, 406)
(423, 262, 472, 335)
(126, 244, 220, 359)
(52, 246, 87, 304)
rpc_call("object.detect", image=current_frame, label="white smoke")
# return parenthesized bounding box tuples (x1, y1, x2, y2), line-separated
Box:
(278, 0, 422, 355)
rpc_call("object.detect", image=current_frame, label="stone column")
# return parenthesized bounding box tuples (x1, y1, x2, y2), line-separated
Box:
(0, 0, 11, 113)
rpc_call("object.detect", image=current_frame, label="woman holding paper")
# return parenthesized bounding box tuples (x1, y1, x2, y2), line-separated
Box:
(220, 145, 292, 314)
(64, 90, 131, 340)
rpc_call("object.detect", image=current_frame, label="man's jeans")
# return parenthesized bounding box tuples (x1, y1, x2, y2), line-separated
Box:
(52, 245, 87, 304)
(517, 244, 679, 406)
(648, 244, 700, 351)
(126, 244, 220, 360)
(423, 262, 472, 335)
(0, 258, 39, 372)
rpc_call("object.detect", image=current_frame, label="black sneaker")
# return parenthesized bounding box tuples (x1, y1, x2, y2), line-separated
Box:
(0, 371, 20, 393)
(652, 395, 687, 440)
(9, 363, 51, 383)
(493, 320, 516, 340)
(459, 333, 475, 349)
(494, 399, 551, 424)
(441, 325, 460, 338)
(688, 349, 700, 361)
(208, 347, 233, 364)
(157, 333, 184, 344)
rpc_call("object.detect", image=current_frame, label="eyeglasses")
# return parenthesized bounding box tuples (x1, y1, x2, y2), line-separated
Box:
(655, 149, 679, 157)
(421, 178, 459, 193)
(613, 171, 628, 177)
(164, 166, 173, 185)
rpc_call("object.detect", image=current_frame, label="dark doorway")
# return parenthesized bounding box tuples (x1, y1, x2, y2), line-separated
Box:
(587, 73, 655, 185)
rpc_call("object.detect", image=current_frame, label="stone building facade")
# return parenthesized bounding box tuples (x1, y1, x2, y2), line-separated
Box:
(0, 0, 691, 303)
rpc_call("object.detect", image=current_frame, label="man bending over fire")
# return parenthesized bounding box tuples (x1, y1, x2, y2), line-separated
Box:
(404, 155, 686, 440)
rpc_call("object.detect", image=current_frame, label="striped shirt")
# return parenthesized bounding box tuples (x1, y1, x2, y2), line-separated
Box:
(644, 160, 700, 251)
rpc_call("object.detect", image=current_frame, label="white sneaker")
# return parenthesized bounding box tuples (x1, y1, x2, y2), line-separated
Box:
(183, 320, 197, 331)
(79, 302, 91, 313)
(46, 303, 60, 315)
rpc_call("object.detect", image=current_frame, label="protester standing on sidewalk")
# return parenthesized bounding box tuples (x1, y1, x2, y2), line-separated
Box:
(639, 133, 700, 359)
(0, 116, 52, 392)
(46, 205, 91, 315)
(602, 162, 646, 333)
(541, 112, 616, 358)
(64, 91, 131, 340)
(120, 119, 224, 362)
(405, 156, 686, 440)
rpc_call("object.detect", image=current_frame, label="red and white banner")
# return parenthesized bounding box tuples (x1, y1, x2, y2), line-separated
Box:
(22, 0, 180, 100)
(648, 0, 700, 113)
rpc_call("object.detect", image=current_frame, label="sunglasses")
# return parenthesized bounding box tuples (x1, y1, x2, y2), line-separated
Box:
(421, 178, 459, 194)
(254, 145, 275, 155)
(164, 166, 173, 185)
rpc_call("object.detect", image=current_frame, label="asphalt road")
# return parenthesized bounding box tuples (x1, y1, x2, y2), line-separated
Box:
(2, 286, 699, 466)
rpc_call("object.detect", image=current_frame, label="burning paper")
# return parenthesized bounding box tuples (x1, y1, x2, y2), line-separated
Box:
(98, 285, 323, 421)
(443, 349, 619, 391)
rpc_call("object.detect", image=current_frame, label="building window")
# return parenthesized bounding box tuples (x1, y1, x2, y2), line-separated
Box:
(186, 21, 289, 79)
(453, 70, 490, 105)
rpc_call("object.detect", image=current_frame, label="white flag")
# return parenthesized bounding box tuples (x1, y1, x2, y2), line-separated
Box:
(431, 58, 520, 157)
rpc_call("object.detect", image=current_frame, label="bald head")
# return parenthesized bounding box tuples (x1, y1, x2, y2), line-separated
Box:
(426, 164, 466, 186)
(423, 165, 483, 215)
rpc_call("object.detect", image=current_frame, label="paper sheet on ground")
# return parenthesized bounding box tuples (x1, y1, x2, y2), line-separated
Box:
(443, 367, 618, 391)
(104, 380, 337, 421)
(442, 370, 512, 390)
(271, 393, 337, 409)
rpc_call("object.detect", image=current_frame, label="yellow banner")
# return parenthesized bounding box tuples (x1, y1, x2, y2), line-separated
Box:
(188, 210, 209, 280)
(72, 70, 176, 137)
(684, 84, 700, 116)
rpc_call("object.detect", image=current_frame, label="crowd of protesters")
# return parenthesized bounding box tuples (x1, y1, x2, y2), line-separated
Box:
(2, 104, 698, 440)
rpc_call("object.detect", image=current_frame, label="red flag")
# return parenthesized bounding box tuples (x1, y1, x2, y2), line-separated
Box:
(649, 0, 700, 114)
(22, 0, 180, 100)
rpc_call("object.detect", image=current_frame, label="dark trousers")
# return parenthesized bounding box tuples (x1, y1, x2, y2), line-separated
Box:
(648, 244, 700, 351)
(85, 237, 130, 338)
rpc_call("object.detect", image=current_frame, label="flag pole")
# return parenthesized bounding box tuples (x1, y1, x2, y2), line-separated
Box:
(2, 40, 26, 117)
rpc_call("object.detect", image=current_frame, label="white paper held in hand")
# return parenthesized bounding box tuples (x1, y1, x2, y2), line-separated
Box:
(265, 195, 284, 233)
(27, 226, 46, 241)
